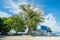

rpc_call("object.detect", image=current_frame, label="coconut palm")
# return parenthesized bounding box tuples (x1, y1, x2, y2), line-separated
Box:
(19, 4, 44, 35)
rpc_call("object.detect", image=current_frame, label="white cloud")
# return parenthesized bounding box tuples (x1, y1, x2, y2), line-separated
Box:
(0, 11, 11, 17)
(4, 0, 43, 14)
(4, 0, 20, 14)
(4, 0, 29, 14)
(41, 14, 60, 34)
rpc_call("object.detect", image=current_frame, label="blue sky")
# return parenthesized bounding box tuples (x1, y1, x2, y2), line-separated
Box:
(29, 0, 60, 22)
(44, 0, 60, 22)
(0, 0, 60, 22)
(0, 0, 60, 34)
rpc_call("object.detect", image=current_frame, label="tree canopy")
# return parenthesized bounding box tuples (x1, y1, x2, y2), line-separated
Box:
(19, 4, 44, 35)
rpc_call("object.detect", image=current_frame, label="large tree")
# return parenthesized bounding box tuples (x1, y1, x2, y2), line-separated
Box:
(19, 4, 44, 35)
(9, 14, 26, 34)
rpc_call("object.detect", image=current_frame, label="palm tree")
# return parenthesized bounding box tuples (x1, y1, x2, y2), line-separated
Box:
(19, 4, 44, 35)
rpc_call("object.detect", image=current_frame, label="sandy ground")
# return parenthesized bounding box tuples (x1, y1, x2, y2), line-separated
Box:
(1, 36, 60, 40)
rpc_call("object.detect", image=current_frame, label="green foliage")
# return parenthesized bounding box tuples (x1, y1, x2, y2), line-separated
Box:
(0, 17, 11, 34)
(0, 14, 26, 34)
(20, 4, 44, 35)
(8, 15, 26, 34)
(47, 27, 52, 33)
(0, 4, 44, 35)
(20, 4, 30, 11)
(1, 25, 10, 34)
(4, 17, 13, 30)
(0, 18, 4, 32)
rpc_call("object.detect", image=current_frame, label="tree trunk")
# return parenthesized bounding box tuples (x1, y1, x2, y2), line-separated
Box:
(27, 27, 32, 35)
(15, 31, 17, 35)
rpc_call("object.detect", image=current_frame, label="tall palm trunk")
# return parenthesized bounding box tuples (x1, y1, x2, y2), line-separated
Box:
(27, 27, 32, 35)
(16, 31, 17, 35)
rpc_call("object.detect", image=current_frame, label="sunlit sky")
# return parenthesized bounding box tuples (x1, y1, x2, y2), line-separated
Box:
(0, 0, 60, 21)
(0, 0, 60, 34)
